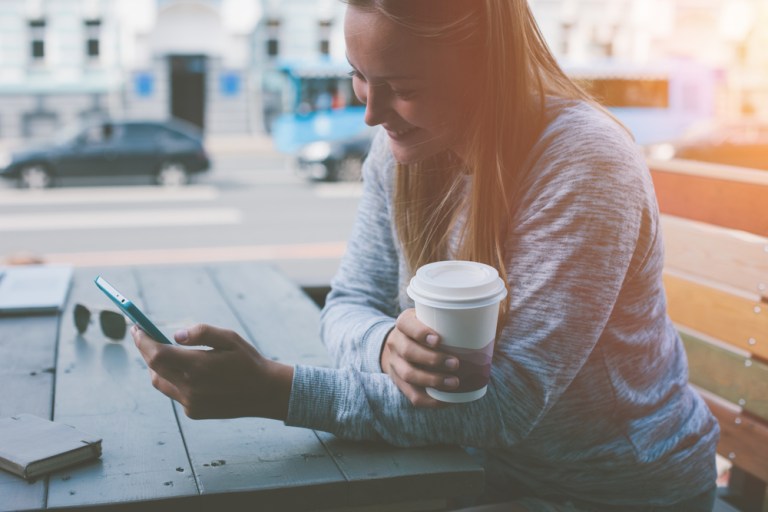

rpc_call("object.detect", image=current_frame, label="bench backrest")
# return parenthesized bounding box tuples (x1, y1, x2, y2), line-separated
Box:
(650, 159, 768, 510)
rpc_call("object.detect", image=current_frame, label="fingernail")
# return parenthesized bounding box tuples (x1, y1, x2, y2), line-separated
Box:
(445, 358, 459, 370)
(426, 334, 439, 346)
(174, 329, 189, 343)
(444, 377, 459, 388)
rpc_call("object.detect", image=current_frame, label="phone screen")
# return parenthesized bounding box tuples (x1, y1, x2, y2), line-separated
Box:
(94, 276, 174, 345)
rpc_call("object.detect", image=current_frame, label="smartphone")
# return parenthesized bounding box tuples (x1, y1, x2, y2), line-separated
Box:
(94, 276, 173, 345)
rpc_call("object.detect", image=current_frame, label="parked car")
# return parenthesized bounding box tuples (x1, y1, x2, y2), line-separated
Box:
(645, 121, 768, 170)
(0, 118, 211, 188)
(295, 128, 376, 182)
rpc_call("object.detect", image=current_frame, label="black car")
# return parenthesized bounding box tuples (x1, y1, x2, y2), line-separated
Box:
(0, 119, 211, 188)
(645, 121, 768, 170)
(295, 128, 376, 182)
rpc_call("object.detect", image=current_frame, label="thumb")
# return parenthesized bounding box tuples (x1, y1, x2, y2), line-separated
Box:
(174, 323, 241, 350)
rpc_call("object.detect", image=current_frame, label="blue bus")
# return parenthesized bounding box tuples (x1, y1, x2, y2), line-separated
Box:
(262, 58, 367, 153)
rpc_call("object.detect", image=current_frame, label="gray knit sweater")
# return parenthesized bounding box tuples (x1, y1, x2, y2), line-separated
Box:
(285, 100, 719, 507)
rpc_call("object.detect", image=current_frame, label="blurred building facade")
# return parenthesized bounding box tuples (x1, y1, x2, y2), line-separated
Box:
(530, 0, 768, 120)
(0, 0, 765, 142)
(0, 0, 346, 141)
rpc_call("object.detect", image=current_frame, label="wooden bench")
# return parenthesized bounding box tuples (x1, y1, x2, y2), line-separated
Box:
(650, 159, 768, 512)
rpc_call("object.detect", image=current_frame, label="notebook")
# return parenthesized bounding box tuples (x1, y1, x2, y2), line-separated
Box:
(0, 265, 73, 315)
(0, 414, 102, 480)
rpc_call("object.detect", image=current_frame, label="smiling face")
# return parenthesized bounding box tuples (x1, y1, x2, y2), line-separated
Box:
(344, 5, 479, 164)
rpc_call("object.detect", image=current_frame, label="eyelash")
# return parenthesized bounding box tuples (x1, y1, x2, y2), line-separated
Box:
(347, 71, 416, 100)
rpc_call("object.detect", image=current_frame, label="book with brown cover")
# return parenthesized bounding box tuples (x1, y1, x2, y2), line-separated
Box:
(0, 414, 102, 480)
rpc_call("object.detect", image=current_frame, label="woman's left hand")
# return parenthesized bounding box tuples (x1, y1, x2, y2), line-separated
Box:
(132, 323, 294, 421)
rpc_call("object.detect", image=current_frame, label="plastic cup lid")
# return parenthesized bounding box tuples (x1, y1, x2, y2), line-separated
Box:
(407, 260, 507, 308)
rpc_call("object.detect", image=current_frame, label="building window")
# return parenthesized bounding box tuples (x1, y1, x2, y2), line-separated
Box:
(318, 19, 332, 56)
(29, 19, 46, 61)
(85, 19, 101, 59)
(266, 18, 280, 58)
(267, 39, 279, 57)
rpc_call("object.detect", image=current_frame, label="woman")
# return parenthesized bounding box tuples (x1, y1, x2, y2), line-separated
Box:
(133, 1, 719, 510)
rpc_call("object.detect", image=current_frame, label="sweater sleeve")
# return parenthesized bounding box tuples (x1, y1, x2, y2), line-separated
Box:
(318, 129, 399, 373)
(289, 106, 654, 448)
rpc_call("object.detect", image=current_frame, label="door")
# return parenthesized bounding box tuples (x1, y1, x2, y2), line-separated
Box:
(169, 55, 206, 131)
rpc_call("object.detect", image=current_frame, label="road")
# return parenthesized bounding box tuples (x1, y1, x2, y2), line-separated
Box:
(0, 148, 363, 287)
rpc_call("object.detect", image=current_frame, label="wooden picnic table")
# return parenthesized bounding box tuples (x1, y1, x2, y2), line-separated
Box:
(0, 262, 484, 511)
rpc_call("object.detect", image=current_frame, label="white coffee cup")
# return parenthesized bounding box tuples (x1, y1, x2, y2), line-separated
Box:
(406, 260, 507, 403)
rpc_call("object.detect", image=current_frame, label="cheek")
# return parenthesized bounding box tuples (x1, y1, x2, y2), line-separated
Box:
(402, 99, 453, 131)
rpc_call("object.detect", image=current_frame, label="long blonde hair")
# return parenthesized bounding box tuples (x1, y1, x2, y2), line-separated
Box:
(347, 0, 599, 328)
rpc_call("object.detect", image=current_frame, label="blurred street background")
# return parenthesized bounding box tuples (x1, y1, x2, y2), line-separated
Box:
(0, 133, 361, 287)
(1, 0, 767, 287)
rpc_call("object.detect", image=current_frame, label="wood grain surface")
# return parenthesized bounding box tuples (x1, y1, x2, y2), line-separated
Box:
(0, 263, 483, 511)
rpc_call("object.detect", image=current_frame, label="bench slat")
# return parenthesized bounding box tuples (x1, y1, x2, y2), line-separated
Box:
(654, 160, 768, 509)
(665, 273, 768, 362)
(694, 386, 768, 486)
(681, 329, 768, 422)
(650, 164, 768, 237)
(662, 215, 768, 297)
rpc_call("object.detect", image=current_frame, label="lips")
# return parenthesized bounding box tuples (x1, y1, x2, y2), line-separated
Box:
(385, 125, 418, 141)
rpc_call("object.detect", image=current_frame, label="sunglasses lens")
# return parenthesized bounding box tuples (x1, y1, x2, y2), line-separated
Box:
(100, 311, 127, 340)
(73, 304, 91, 333)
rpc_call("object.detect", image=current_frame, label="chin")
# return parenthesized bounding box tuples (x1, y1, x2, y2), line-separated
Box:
(388, 139, 446, 165)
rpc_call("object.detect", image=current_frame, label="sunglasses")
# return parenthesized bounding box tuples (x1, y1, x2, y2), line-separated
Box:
(73, 303, 127, 340)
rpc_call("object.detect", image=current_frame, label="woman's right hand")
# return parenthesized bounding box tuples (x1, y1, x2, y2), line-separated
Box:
(381, 308, 460, 407)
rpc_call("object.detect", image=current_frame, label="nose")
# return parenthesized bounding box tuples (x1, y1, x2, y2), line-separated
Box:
(359, 83, 388, 127)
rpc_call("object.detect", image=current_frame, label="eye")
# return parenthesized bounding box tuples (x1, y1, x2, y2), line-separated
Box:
(392, 88, 417, 100)
(347, 70, 365, 82)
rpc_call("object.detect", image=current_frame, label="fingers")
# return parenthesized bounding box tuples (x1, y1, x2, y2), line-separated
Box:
(387, 350, 459, 391)
(395, 309, 436, 345)
(132, 325, 200, 383)
(392, 311, 459, 372)
(175, 323, 243, 350)
(148, 368, 186, 404)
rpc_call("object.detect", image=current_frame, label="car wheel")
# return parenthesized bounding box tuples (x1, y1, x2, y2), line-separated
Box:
(156, 162, 189, 187)
(18, 165, 53, 189)
(337, 155, 363, 182)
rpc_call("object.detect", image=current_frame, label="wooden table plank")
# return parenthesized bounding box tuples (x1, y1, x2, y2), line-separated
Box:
(46, 267, 199, 510)
(317, 432, 485, 508)
(2, 262, 485, 510)
(0, 314, 58, 512)
(0, 315, 58, 418)
(134, 264, 349, 509)
(209, 261, 332, 367)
